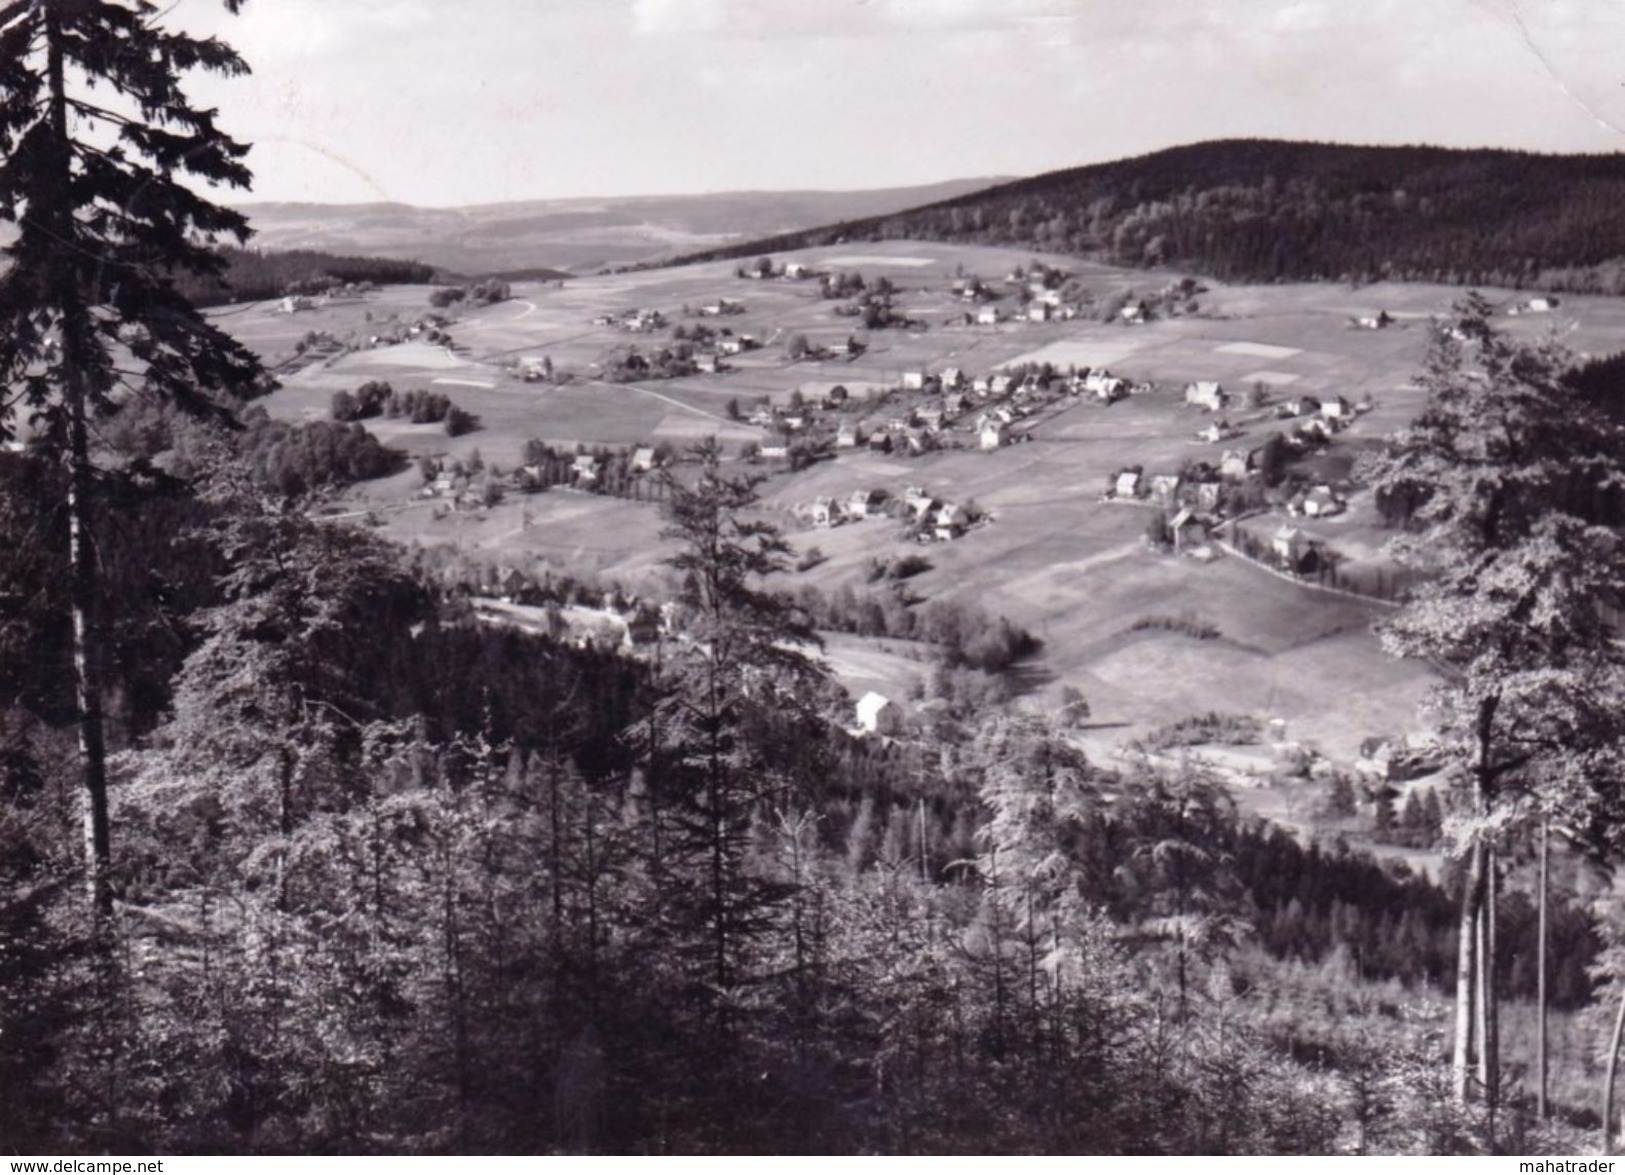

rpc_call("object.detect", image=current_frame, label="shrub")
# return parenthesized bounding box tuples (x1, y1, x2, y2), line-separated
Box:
(1129, 613, 1221, 640)
(1135, 711, 1264, 752)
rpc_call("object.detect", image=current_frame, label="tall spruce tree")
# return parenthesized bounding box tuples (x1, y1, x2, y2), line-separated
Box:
(0, 0, 263, 914)
(1361, 294, 1625, 1133)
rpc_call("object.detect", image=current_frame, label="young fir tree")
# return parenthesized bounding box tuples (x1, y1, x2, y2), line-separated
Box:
(1360, 293, 1625, 1131)
(0, 0, 264, 915)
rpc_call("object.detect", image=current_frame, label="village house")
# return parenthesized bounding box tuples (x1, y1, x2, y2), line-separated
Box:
(694, 353, 720, 374)
(1027, 304, 1051, 323)
(935, 503, 969, 542)
(1280, 395, 1321, 418)
(631, 446, 657, 473)
(990, 374, 1014, 396)
(572, 454, 601, 484)
(810, 496, 838, 528)
(1188, 481, 1223, 512)
(903, 486, 936, 520)
(759, 441, 790, 461)
(1184, 381, 1228, 412)
(943, 391, 967, 416)
(867, 431, 893, 453)
(1219, 450, 1250, 481)
(1320, 395, 1353, 422)
(916, 406, 946, 431)
(1354, 311, 1393, 330)
(845, 488, 882, 519)
(855, 691, 901, 736)
(976, 306, 1001, 326)
(940, 367, 965, 391)
(1169, 507, 1207, 555)
(1119, 302, 1148, 325)
(835, 421, 863, 448)
(901, 371, 926, 391)
(980, 420, 1008, 451)
(1148, 473, 1182, 507)
(1302, 485, 1344, 518)
(279, 294, 313, 314)
(717, 337, 746, 356)
(1198, 420, 1233, 444)
(1113, 469, 1142, 499)
(1085, 372, 1126, 402)
(1272, 525, 1307, 570)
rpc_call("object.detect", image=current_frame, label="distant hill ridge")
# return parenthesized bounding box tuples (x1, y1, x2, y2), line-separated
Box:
(670, 139, 1625, 293)
(233, 177, 1011, 276)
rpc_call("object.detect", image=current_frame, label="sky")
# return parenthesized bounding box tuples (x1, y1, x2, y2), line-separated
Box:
(169, 0, 1625, 208)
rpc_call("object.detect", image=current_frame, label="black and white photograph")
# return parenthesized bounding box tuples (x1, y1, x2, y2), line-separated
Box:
(5, 0, 1625, 1157)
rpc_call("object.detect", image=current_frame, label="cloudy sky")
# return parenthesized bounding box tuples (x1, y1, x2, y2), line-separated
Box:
(172, 0, 1625, 207)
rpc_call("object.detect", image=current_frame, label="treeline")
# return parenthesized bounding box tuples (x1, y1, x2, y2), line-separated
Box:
(240, 411, 407, 497)
(786, 581, 1040, 673)
(331, 380, 479, 436)
(172, 246, 436, 307)
(675, 139, 1625, 291)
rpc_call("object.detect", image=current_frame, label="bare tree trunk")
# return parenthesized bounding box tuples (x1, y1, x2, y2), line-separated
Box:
(68, 389, 112, 919)
(1538, 818, 1549, 1121)
(1453, 839, 1483, 1104)
(46, 1, 113, 922)
(1602, 982, 1625, 1155)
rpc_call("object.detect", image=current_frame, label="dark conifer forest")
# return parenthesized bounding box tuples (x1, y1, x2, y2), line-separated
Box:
(677, 140, 1625, 292)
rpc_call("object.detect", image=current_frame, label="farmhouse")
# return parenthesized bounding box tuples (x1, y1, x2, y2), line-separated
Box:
(855, 691, 901, 736)
(1086, 372, 1126, 402)
(572, 454, 602, 484)
(980, 420, 1008, 450)
(1198, 420, 1234, 444)
(1320, 395, 1353, 421)
(1272, 525, 1307, 569)
(845, 488, 882, 519)
(867, 432, 893, 453)
(1185, 381, 1228, 412)
(1355, 311, 1393, 329)
(901, 371, 926, 391)
(631, 446, 657, 473)
(1281, 395, 1321, 417)
(1169, 507, 1208, 555)
(1302, 485, 1344, 518)
(694, 353, 720, 374)
(759, 441, 791, 461)
(990, 374, 1013, 396)
(1120, 302, 1148, 324)
(1148, 473, 1182, 506)
(935, 503, 969, 541)
(836, 422, 863, 448)
(1027, 304, 1051, 323)
(784, 262, 810, 279)
(976, 306, 1001, 325)
(810, 496, 838, 528)
(903, 486, 936, 520)
(1219, 450, 1250, 481)
(1113, 469, 1142, 499)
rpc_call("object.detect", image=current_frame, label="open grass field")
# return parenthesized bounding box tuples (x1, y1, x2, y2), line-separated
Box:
(218, 240, 1625, 771)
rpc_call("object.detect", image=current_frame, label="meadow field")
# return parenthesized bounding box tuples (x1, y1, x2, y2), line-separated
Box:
(218, 240, 1625, 771)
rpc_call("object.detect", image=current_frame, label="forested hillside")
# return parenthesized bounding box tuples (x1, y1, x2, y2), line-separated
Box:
(172, 246, 438, 308)
(677, 139, 1625, 293)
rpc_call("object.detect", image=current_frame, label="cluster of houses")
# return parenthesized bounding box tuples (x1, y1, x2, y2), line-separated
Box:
(367, 312, 453, 349)
(1505, 296, 1558, 316)
(800, 483, 979, 543)
(592, 308, 666, 333)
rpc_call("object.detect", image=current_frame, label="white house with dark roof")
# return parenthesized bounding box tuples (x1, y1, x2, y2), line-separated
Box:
(1185, 381, 1228, 412)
